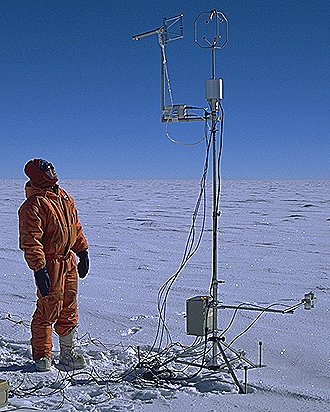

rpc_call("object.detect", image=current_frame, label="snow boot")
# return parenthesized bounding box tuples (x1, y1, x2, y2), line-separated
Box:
(35, 357, 52, 372)
(58, 327, 86, 371)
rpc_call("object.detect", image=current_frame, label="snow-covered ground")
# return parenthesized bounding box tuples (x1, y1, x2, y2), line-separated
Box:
(0, 179, 329, 411)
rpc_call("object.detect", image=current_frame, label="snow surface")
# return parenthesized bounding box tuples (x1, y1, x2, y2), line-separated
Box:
(0, 179, 329, 411)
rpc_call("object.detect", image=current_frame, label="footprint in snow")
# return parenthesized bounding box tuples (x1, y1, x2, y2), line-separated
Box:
(121, 326, 142, 337)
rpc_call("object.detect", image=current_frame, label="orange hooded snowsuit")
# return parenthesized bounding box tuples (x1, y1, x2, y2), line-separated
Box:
(18, 182, 88, 361)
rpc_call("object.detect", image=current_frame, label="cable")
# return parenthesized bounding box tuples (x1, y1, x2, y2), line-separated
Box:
(209, 101, 224, 300)
(164, 123, 207, 146)
(216, 102, 224, 215)
(225, 302, 293, 349)
(218, 302, 253, 339)
(164, 111, 210, 146)
(2, 298, 303, 408)
(139, 97, 222, 371)
(146, 125, 212, 356)
(0, 313, 30, 329)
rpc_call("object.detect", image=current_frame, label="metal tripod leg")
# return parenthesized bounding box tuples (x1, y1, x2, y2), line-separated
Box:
(220, 340, 257, 368)
(216, 339, 244, 394)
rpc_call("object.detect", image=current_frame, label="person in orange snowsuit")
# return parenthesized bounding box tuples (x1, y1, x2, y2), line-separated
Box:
(18, 159, 89, 372)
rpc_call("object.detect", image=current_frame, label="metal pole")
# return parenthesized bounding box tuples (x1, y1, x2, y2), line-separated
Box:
(210, 44, 219, 366)
(211, 41, 218, 366)
(160, 32, 166, 115)
(211, 101, 218, 366)
(211, 47, 215, 79)
(258, 341, 263, 367)
(244, 366, 248, 394)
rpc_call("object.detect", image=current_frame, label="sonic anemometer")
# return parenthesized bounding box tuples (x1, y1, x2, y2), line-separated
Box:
(133, 10, 315, 394)
(133, 10, 228, 123)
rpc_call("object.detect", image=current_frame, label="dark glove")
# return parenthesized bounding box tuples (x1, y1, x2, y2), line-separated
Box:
(77, 250, 89, 278)
(34, 267, 51, 297)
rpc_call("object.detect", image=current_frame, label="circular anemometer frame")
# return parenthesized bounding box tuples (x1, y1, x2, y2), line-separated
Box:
(194, 10, 228, 49)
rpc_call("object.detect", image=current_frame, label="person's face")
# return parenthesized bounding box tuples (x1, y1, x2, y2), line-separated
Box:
(39, 160, 58, 180)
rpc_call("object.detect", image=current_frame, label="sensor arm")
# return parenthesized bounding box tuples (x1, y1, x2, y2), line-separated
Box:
(132, 27, 164, 41)
(217, 291, 316, 314)
(217, 304, 296, 314)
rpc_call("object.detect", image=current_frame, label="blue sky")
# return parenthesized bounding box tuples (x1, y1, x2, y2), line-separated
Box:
(1, 0, 328, 180)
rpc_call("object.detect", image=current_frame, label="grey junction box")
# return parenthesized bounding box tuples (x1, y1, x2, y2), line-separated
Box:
(186, 295, 213, 336)
(0, 379, 9, 409)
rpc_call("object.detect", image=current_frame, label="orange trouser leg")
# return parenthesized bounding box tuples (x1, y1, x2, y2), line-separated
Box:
(54, 263, 78, 337)
(31, 256, 78, 360)
(31, 293, 63, 360)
